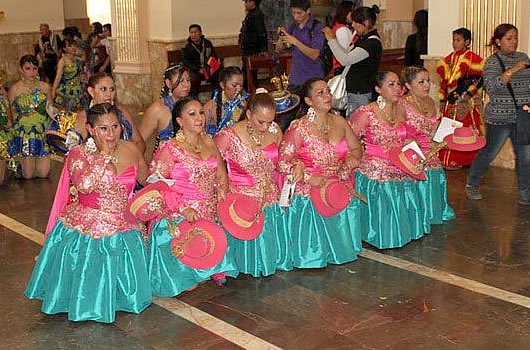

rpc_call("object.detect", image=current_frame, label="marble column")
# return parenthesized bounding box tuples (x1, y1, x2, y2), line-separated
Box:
(110, 0, 152, 112)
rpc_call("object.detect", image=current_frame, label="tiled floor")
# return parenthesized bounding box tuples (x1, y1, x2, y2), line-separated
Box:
(1, 161, 529, 349)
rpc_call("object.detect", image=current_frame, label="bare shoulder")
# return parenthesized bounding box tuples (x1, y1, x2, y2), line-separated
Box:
(144, 99, 165, 117)
(39, 81, 52, 94)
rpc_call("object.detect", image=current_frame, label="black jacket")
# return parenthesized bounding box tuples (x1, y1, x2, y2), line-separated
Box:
(181, 36, 217, 74)
(239, 8, 268, 56)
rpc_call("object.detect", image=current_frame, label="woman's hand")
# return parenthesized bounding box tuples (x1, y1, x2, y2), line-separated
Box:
(91, 128, 111, 155)
(345, 153, 360, 169)
(182, 207, 200, 223)
(322, 27, 336, 41)
(292, 163, 305, 183)
(307, 174, 328, 187)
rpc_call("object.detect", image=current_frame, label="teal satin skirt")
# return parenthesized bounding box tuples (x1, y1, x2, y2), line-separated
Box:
(419, 169, 455, 225)
(355, 172, 429, 249)
(148, 218, 239, 297)
(226, 204, 292, 277)
(286, 196, 362, 268)
(25, 221, 152, 323)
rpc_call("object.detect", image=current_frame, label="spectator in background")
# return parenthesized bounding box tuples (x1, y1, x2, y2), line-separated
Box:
(35, 23, 61, 83)
(331, 1, 356, 76)
(182, 24, 219, 97)
(86, 22, 103, 73)
(94, 24, 112, 73)
(239, 0, 268, 89)
(278, 0, 325, 91)
(405, 9, 428, 67)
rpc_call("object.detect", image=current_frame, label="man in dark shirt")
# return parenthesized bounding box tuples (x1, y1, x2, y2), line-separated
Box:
(182, 24, 219, 96)
(35, 23, 60, 83)
(279, 0, 325, 90)
(239, 0, 268, 89)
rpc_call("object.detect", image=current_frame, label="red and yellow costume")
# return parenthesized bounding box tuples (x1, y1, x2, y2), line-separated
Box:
(436, 49, 485, 168)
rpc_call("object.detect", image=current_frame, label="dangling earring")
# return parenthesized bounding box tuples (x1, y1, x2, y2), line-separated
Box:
(173, 129, 185, 143)
(307, 107, 316, 122)
(89, 99, 95, 108)
(377, 95, 386, 110)
(85, 137, 97, 152)
(268, 121, 279, 134)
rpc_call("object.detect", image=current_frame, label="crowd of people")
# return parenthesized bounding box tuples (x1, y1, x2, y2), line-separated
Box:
(0, 0, 528, 324)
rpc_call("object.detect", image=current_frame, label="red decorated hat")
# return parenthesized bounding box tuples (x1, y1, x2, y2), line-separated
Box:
(169, 219, 227, 269)
(310, 181, 351, 217)
(389, 147, 427, 180)
(444, 126, 485, 151)
(217, 193, 265, 240)
(125, 181, 169, 223)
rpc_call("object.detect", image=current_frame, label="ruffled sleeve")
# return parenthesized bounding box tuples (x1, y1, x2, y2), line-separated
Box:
(213, 128, 232, 160)
(67, 147, 106, 194)
(348, 108, 370, 139)
(149, 141, 174, 178)
(277, 121, 304, 175)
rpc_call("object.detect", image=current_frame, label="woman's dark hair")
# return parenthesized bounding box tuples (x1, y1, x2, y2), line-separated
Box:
(19, 54, 39, 68)
(299, 77, 323, 112)
(488, 23, 517, 49)
(332, 1, 354, 26)
(374, 70, 393, 89)
(414, 10, 428, 36)
(88, 72, 113, 88)
(290, 0, 311, 11)
(92, 22, 103, 35)
(247, 92, 276, 114)
(103, 23, 111, 33)
(215, 66, 244, 122)
(400, 66, 428, 91)
(171, 96, 197, 135)
(86, 103, 119, 127)
(161, 63, 189, 97)
(352, 5, 380, 28)
(62, 26, 81, 39)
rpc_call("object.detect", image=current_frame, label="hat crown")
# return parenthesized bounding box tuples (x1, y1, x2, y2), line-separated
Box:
(233, 196, 260, 221)
(185, 230, 212, 259)
(454, 126, 474, 138)
(325, 182, 350, 209)
(403, 149, 421, 165)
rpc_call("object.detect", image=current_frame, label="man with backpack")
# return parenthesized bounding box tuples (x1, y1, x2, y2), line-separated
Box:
(279, 0, 326, 92)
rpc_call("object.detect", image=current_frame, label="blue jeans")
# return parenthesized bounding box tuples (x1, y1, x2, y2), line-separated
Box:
(346, 92, 372, 118)
(467, 123, 530, 194)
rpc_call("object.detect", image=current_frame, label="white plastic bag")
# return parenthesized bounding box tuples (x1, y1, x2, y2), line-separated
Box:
(328, 65, 350, 110)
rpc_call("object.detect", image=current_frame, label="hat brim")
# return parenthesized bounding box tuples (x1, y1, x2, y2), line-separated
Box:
(388, 149, 427, 181)
(126, 181, 169, 223)
(275, 94, 300, 114)
(45, 130, 68, 154)
(174, 219, 228, 270)
(444, 135, 486, 152)
(309, 184, 349, 217)
(217, 193, 265, 240)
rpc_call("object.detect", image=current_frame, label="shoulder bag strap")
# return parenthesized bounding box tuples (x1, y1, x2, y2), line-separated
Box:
(495, 53, 518, 109)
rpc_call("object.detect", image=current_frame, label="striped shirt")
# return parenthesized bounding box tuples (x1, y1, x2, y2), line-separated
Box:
(483, 51, 530, 125)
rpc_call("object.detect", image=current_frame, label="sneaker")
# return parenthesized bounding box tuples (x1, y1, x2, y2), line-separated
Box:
(465, 185, 482, 200)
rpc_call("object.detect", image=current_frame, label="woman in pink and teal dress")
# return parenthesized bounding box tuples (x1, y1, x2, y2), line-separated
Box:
(7, 55, 52, 179)
(349, 70, 430, 249)
(51, 38, 87, 112)
(278, 78, 363, 268)
(0, 84, 11, 183)
(400, 66, 455, 225)
(26, 103, 151, 323)
(147, 97, 238, 296)
(214, 93, 292, 277)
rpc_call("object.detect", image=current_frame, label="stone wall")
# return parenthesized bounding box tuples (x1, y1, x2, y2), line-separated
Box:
(0, 31, 41, 86)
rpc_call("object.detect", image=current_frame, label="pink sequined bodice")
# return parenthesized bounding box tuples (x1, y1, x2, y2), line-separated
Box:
(215, 128, 280, 207)
(150, 141, 219, 221)
(402, 100, 442, 169)
(278, 118, 352, 196)
(349, 106, 411, 182)
(59, 146, 143, 238)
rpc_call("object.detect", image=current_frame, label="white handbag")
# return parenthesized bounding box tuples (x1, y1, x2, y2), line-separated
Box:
(328, 65, 351, 110)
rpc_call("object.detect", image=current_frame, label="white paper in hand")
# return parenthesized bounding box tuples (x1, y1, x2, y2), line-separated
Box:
(279, 176, 296, 207)
(146, 173, 175, 186)
(401, 141, 425, 160)
(433, 117, 463, 143)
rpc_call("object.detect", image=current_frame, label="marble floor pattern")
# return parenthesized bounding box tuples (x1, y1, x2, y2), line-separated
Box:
(0, 160, 529, 350)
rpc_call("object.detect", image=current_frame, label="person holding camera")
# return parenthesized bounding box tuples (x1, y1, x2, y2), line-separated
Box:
(466, 24, 530, 205)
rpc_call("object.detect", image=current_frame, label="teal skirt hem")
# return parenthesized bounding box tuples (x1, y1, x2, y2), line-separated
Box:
(25, 221, 152, 323)
(287, 196, 362, 268)
(355, 172, 429, 249)
(226, 204, 293, 277)
(420, 169, 456, 225)
(148, 218, 239, 297)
